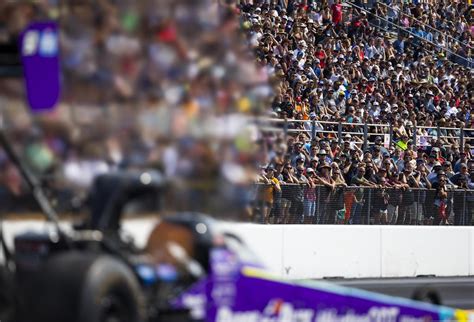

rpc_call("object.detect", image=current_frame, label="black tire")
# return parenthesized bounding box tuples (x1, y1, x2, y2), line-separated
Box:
(0, 266, 15, 322)
(16, 252, 145, 322)
(412, 287, 442, 305)
(78, 256, 146, 322)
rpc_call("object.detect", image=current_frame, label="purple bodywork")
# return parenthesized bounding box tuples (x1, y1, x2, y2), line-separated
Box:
(173, 248, 467, 322)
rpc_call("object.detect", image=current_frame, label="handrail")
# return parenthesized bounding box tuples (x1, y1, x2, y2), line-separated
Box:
(260, 126, 471, 142)
(344, 2, 473, 69)
(376, 1, 474, 51)
(262, 118, 471, 132)
(253, 183, 474, 193)
(258, 117, 474, 149)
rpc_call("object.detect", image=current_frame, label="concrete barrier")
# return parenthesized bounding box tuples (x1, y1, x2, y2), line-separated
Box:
(218, 224, 474, 279)
(2, 220, 473, 279)
(380, 227, 471, 278)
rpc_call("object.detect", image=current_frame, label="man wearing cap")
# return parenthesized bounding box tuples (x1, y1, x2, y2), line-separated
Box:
(424, 153, 437, 173)
(289, 165, 309, 224)
(427, 161, 444, 184)
(290, 142, 309, 167)
(454, 152, 468, 173)
(317, 148, 330, 164)
(431, 169, 451, 225)
(371, 135, 389, 157)
(349, 166, 378, 224)
(399, 163, 419, 225)
(450, 163, 469, 186)
(430, 147, 446, 164)
(303, 168, 317, 224)
(443, 161, 455, 179)
(315, 162, 335, 224)
(258, 166, 281, 224)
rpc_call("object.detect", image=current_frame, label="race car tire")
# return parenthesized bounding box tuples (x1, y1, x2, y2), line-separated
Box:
(77, 255, 146, 322)
(0, 266, 15, 322)
(412, 287, 442, 305)
(16, 252, 145, 322)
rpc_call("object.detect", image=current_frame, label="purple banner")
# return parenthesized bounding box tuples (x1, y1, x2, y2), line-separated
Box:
(20, 21, 60, 112)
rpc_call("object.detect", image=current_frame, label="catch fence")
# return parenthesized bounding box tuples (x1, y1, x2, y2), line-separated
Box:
(252, 183, 474, 225)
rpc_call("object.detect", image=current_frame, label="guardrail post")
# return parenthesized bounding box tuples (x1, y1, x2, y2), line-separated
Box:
(338, 121, 342, 145)
(412, 125, 417, 150)
(437, 124, 441, 141)
(462, 190, 467, 226)
(316, 186, 321, 224)
(367, 188, 372, 225)
(311, 119, 316, 140)
(283, 116, 288, 141)
(389, 123, 393, 148)
(363, 122, 368, 151)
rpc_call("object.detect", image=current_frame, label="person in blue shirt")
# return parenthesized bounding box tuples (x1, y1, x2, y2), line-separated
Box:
(393, 34, 405, 55)
(312, 59, 322, 78)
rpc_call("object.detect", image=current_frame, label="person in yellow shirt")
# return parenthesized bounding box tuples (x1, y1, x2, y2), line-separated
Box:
(258, 166, 281, 224)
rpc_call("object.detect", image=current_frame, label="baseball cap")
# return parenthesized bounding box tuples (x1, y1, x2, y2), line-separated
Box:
(266, 165, 275, 172)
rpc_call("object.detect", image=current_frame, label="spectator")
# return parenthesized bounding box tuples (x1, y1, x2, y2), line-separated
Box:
(331, 0, 344, 25)
(331, 164, 348, 224)
(289, 165, 308, 224)
(433, 174, 450, 225)
(315, 162, 335, 224)
(258, 166, 281, 224)
(450, 163, 469, 186)
(399, 164, 417, 225)
(271, 162, 285, 224)
(281, 164, 297, 224)
(453, 175, 473, 226)
(350, 166, 376, 224)
(303, 168, 317, 224)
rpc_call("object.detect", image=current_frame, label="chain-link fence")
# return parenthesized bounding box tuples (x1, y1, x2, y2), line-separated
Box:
(251, 183, 474, 225)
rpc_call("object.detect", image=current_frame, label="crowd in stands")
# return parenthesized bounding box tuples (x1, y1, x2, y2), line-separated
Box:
(0, 0, 267, 218)
(239, 0, 474, 225)
(368, 0, 473, 68)
(0, 0, 473, 225)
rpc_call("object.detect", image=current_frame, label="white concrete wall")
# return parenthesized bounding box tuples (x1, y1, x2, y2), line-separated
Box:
(380, 227, 471, 278)
(2, 220, 474, 279)
(218, 224, 474, 279)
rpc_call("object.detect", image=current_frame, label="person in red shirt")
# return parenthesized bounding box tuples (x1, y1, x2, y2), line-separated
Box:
(366, 77, 376, 94)
(331, 0, 343, 25)
(314, 44, 327, 69)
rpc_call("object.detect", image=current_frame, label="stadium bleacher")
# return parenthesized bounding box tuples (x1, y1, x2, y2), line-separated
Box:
(240, 0, 474, 225)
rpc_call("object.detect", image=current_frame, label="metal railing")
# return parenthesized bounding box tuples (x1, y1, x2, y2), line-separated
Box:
(344, 2, 473, 68)
(252, 183, 474, 225)
(259, 118, 474, 151)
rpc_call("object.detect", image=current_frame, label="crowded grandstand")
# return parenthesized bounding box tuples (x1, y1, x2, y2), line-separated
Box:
(242, 0, 474, 225)
(0, 0, 473, 226)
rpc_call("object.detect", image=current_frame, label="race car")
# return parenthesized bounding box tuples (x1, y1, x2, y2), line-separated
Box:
(1, 129, 474, 322)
